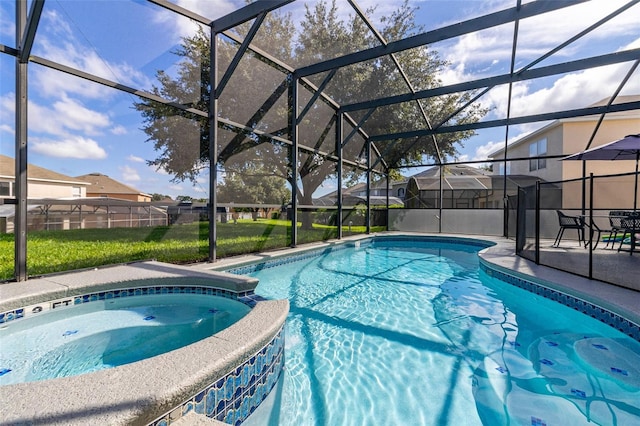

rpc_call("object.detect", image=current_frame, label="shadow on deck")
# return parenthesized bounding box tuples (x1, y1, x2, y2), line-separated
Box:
(521, 239, 639, 292)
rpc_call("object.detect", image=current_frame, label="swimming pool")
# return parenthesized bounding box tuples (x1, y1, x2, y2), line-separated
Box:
(231, 237, 640, 426)
(0, 294, 251, 385)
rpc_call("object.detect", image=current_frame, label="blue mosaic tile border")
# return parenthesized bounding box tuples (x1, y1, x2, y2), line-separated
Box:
(479, 260, 640, 342)
(0, 285, 258, 325)
(149, 326, 285, 426)
(225, 236, 493, 276)
(370, 235, 494, 249)
(226, 245, 349, 275)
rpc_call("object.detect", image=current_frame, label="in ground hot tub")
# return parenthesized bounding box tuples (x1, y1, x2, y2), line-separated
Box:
(1, 293, 251, 385)
(0, 261, 289, 425)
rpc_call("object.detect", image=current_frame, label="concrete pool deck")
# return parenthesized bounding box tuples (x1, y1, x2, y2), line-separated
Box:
(1, 232, 638, 425)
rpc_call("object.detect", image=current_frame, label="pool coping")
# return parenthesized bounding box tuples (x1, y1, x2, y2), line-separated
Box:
(0, 261, 289, 425)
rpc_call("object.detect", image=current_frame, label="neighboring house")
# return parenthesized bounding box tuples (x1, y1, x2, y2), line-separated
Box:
(405, 165, 489, 209)
(0, 154, 88, 199)
(314, 165, 541, 210)
(75, 173, 152, 202)
(0, 158, 164, 233)
(1, 155, 91, 232)
(341, 179, 409, 201)
(314, 179, 405, 207)
(404, 164, 523, 209)
(403, 164, 544, 209)
(488, 95, 640, 209)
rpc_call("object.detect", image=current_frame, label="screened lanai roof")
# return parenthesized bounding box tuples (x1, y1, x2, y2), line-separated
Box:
(3, 0, 640, 281)
(408, 172, 546, 192)
(3, 0, 638, 174)
(185, 0, 638, 170)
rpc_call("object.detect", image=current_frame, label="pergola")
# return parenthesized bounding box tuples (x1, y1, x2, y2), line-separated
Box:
(5, 0, 640, 280)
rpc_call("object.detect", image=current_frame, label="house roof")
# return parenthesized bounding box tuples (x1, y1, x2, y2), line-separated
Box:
(488, 94, 640, 158)
(413, 164, 489, 178)
(409, 165, 491, 190)
(313, 194, 404, 206)
(0, 155, 88, 186)
(410, 175, 492, 191)
(407, 166, 542, 191)
(75, 173, 151, 198)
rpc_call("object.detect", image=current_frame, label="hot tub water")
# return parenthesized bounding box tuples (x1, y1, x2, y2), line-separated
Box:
(0, 294, 251, 385)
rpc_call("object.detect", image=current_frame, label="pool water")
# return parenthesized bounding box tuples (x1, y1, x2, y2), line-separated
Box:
(241, 239, 640, 426)
(0, 294, 251, 385)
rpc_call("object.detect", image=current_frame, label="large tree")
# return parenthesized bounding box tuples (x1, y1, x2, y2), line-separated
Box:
(218, 162, 291, 220)
(134, 0, 487, 228)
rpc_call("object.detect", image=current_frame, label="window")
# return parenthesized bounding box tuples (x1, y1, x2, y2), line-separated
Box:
(529, 138, 547, 171)
(0, 181, 12, 197)
(397, 187, 405, 198)
(498, 162, 511, 175)
(72, 186, 82, 198)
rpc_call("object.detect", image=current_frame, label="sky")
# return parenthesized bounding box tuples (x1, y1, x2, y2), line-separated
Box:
(1, 0, 639, 199)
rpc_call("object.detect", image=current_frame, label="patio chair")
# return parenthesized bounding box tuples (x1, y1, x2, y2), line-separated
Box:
(553, 210, 585, 247)
(585, 219, 613, 250)
(603, 210, 630, 249)
(617, 212, 640, 255)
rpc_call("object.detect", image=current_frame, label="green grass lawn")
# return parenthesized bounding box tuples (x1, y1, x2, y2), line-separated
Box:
(0, 219, 383, 281)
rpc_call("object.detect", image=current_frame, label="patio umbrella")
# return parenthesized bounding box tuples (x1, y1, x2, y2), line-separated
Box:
(562, 134, 640, 211)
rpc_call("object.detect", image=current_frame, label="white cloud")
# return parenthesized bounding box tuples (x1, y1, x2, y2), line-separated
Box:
(0, 93, 15, 137)
(169, 184, 183, 191)
(456, 154, 470, 163)
(176, 0, 240, 20)
(0, 92, 15, 124)
(32, 10, 152, 99)
(27, 94, 111, 137)
(30, 136, 107, 159)
(0, 124, 14, 135)
(151, 164, 170, 175)
(153, 0, 241, 41)
(127, 155, 145, 163)
(441, 1, 639, 69)
(44, 8, 73, 37)
(33, 67, 113, 101)
(472, 140, 506, 161)
(120, 165, 141, 182)
(111, 125, 127, 135)
(486, 42, 640, 119)
(464, 128, 536, 162)
(0, 6, 15, 39)
(53, 96, 111, 134)
(1, 92, 115, 161)
(438, 1, 640, 107)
